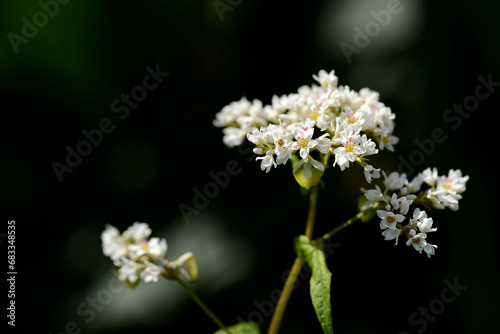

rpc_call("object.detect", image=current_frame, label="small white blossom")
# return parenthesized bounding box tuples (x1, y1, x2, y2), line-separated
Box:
(377, 210, 405, 230)
(313, 69, 338, 89)
(406, 230, 428, 252)
(293, 156, 325, 179)
(288, 128, 318, 159)
(363, 165, 380, 184)
(333, 133, 366, 171)
(382, 228, 402, 245)
(418, 217, 437, 234)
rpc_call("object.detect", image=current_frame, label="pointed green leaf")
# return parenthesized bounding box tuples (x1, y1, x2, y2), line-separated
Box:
(213, 322, 260, 334)
(295, 235, 334, 334)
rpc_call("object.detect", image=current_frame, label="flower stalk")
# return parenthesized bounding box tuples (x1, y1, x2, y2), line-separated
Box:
(268, 184, 319, 334)
(175, 278, 231, 334)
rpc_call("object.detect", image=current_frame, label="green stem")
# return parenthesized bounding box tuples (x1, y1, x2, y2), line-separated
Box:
(319, 203, 385, 241)
(176, 278, 231, 334)
(319, 211, 364, 241)
(268, 184, 319, 334)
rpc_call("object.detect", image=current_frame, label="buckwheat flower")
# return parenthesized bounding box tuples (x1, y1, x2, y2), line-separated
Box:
(333, 133, 366, 171)
(294, 155, 325, 179)
(364, 185, 385, 202)
(409, 208, 427, 227)
(222, 127, 248, 148)
(213, 97, 251, 127)
(338, 107, 365, 129)
(382, 228, 402, 245)
(405, 173, 424, 194)
(313, 69, 338, 89)
(422, 167, 439, 187)
(256, 150, 277, 173)
(359, 87, 383, 108)
(359, 134, 378, 156)
(378, 128, 399, 151)
(101, 222, 199, 286)
(437, 169, 469, 194)
(141, 261, 162, 283)
(315, 133, 332, 154)
(417, 217, 437, 234)
(377, 210, 405, 230)
(406, 230, 428, 252)
(383, 171, 407, 191)
(390, 194, 413, 215)
(363, 165, 381, 184)
(422, 243, 437, 258)
(123, 222, 152, 243)
(316, 108, 336, 132)
(102, 224, 127, 266)
(118, 258, 143, 284)
(128, 237, 168, 260)
(291, 118, 316, 137)
(271, 130, 293, 165)
(288, 128, 318, 159)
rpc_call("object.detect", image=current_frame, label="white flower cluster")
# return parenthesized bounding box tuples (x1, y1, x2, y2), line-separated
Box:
(361, 168, 469, 257)
(101, 222, 197, 285)
(214, 70, 399, 183)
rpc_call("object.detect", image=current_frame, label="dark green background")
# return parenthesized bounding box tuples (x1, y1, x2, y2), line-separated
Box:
(1, 0, 499, 333)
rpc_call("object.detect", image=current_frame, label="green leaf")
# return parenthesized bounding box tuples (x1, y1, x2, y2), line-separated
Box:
(295, 235, 334, 334)
(213, 322, 260, 334)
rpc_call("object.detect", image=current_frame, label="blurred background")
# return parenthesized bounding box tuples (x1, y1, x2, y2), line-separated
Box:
(1, 0, 499, 333)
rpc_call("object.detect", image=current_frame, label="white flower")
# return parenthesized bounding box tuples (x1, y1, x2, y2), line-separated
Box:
(364, 185, 385, 202)
(364, 165, 381, 184)
(333, 133, 366, 171)
(101, 222, 174, 285)
(222, 127, 248, 148)
(383, 171, 406, 190)
(313, 69, 338, 89)
(338, 107, 365, 129)
(256, 150, 277, 173)
(288, 127, 318, 159)
(409, 208, 427, 227)
(390, 194, 413, 215)
(101, 225, 128, 266)
(418, 217, 437, 234)
(405, 173, 424, 194)
(378, 128, 399, 151)
(377, 210, 405, 230)
(422, 243, 437, 258)
(437, 169, 469, 194)
(406, 230, 427, 252)
(293, 156, 325, 179)
(359, 134, 378, 156)
(128, 237, 168, 260)
(315, 133, 332, 154)
(141, 262, 162, 283)
(421, 167, 439, 187)
(123, 222, 152, 243)
(382, 228, 402, 245)
(118, 258, 143, 284)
